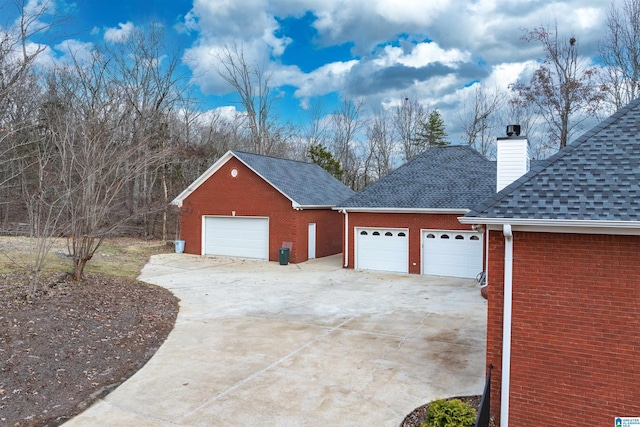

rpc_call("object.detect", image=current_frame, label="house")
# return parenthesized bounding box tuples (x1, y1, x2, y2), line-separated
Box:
(460, 100, 640, 425)
(335, 146, 496, 277)
(171, 150, 354, 263)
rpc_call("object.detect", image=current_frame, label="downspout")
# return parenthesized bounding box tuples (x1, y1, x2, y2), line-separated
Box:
(342, 210, 349, 267)
(501, 224, 513, 427)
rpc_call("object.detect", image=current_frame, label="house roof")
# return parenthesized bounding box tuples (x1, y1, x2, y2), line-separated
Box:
(465, 98, 640, 223)
(171, 150, 355, 208)
(337, 145, 496, 212)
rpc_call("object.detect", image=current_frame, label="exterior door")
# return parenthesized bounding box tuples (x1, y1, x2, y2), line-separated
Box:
(308, 223, 316, 259)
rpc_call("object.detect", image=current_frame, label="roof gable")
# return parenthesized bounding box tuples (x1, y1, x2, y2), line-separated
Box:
(171, 150, 354, 208)
(466, 98, 640, 222)
(338, 146, 496, 211)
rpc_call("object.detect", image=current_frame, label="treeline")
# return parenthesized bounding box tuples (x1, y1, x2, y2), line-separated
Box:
(2, 0, 640, 283)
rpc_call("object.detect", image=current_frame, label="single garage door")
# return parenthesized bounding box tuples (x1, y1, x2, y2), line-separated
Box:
(422, 230, 482, 278)
(203, 216, 269, 259)
(356, 228, 408, 273)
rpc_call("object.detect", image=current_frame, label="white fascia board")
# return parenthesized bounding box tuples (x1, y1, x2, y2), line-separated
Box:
(296, 205, 334, 210)
(458, 216, 640, 235)
(333, 207, 469, 214)
(171, 150, 235, 207)
(171, 150, 301, 209)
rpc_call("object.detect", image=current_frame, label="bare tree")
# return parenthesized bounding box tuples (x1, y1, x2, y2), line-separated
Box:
(599, 0, 640, 110)
(212, 44, 285, 155)
(512, 23, 605, 149)
(330, 98, 367, 189)
(366, 109, 396, 180)
(42, 48, 174, 280)
(459, 84, 503, 157)
(392, 96, 428, 162)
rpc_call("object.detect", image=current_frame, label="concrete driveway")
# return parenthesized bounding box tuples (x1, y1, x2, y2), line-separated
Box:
(64, 254, 487, 427)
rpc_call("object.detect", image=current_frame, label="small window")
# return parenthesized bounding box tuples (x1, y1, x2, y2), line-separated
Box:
(470, 235, 480, 240)
(372, 231, 380, 236)
(426, 233, 435, 239)
(398, 232, 406, 237)
(441, 234, 450, 239)
(360, 231, 368, 236)
(385, 232, 393, 236)
(455, 235, 464, 240)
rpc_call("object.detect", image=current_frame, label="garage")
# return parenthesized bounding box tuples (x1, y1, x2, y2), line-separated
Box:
(355, 228, 408, 273)
(203, 216, 269, 259)
(422, 230, 482, 278)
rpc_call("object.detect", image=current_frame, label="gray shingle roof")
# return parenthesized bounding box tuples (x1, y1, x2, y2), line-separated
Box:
(338, 145, 496, 210)
(466, 98, 640, 221)
(232, 151, 355, 207)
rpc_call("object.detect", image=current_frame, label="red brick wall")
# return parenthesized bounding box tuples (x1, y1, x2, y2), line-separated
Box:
(487, 231, 640, 426)
(178, 157, 342, 263)
(344, 212, 472, 274)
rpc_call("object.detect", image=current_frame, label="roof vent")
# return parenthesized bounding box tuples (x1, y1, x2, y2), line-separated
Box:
(506, 125, 521, 137)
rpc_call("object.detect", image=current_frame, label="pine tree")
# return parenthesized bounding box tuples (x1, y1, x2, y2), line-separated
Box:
(308, 144, 344, 181)
(415, 109, 449, 149)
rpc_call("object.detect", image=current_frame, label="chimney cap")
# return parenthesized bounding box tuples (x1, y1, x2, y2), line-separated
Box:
(506, 125, 521, 137)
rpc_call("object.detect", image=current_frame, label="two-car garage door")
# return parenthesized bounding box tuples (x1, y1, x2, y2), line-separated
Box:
(203, 216, 269, 259)
(354, 227, 482, 278)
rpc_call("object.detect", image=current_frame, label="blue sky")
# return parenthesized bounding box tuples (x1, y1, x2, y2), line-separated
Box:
(5, 0, 622, 143)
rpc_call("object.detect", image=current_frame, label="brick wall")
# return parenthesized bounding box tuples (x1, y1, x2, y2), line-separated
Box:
(487, 230, 640, 426)
(345, 212, 472, 274)
(178, 157, 343, 263)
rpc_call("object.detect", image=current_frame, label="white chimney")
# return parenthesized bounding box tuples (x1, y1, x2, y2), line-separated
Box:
(496, 125, 530, 192)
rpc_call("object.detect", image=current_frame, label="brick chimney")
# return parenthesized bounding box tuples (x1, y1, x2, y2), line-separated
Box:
(496, 125, 530, 192)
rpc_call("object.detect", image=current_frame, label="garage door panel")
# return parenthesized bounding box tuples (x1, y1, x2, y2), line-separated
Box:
(204, 217, 269, 260)
(422, 231, 482, 278)
(356, 228, 408, 273)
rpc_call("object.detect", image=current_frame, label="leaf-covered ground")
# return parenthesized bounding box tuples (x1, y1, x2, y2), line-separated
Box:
(0, 272, 179, 426)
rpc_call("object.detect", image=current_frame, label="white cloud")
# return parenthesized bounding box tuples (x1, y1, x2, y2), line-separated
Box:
(104, 21, 135, 43)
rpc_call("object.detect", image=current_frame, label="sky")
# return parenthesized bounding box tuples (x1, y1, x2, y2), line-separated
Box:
(4, 0, 625, 144)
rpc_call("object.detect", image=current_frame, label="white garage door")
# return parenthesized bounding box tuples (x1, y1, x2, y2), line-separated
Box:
(356, 228, 408, 273)
(203, 216, 269, 260)
(422, 230, 482, 278)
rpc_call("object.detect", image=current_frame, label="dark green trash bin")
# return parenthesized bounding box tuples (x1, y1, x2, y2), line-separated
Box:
(279, 247, 290, 265)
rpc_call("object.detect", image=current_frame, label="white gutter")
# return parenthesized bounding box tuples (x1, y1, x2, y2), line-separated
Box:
(458, 216, 640, 229)
(342, 210, 349, 267)
(501, 224, 513, 427)
(334, 207, 469, 214)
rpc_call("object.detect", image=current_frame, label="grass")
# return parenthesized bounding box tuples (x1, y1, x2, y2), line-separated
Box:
(0, 236, 173, 280)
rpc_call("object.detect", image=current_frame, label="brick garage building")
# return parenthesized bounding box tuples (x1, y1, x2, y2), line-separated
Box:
(172, 150, 354, 264)
(336, 146, 496, 277)
(461, 100, 640, 426)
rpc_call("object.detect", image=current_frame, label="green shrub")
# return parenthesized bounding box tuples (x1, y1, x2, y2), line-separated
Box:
(420, 398, 477, 427)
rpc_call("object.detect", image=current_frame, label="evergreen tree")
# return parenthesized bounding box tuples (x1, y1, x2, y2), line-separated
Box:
(308, 144, 344, 181)
(415, 109, 449, 148)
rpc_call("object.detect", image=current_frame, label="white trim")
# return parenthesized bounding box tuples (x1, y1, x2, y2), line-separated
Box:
(459, 216, 640, 230)
(335, 207, 469, 214)
(172, 150, 328, 209)
(501, 224, 513, 427)
(477, 222, 640, 236)
(343, 210, 349, 267)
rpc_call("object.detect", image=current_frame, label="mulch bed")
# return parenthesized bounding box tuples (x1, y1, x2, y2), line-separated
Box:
(0, 272, 179, 426)
(401, 395, 496, 427)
